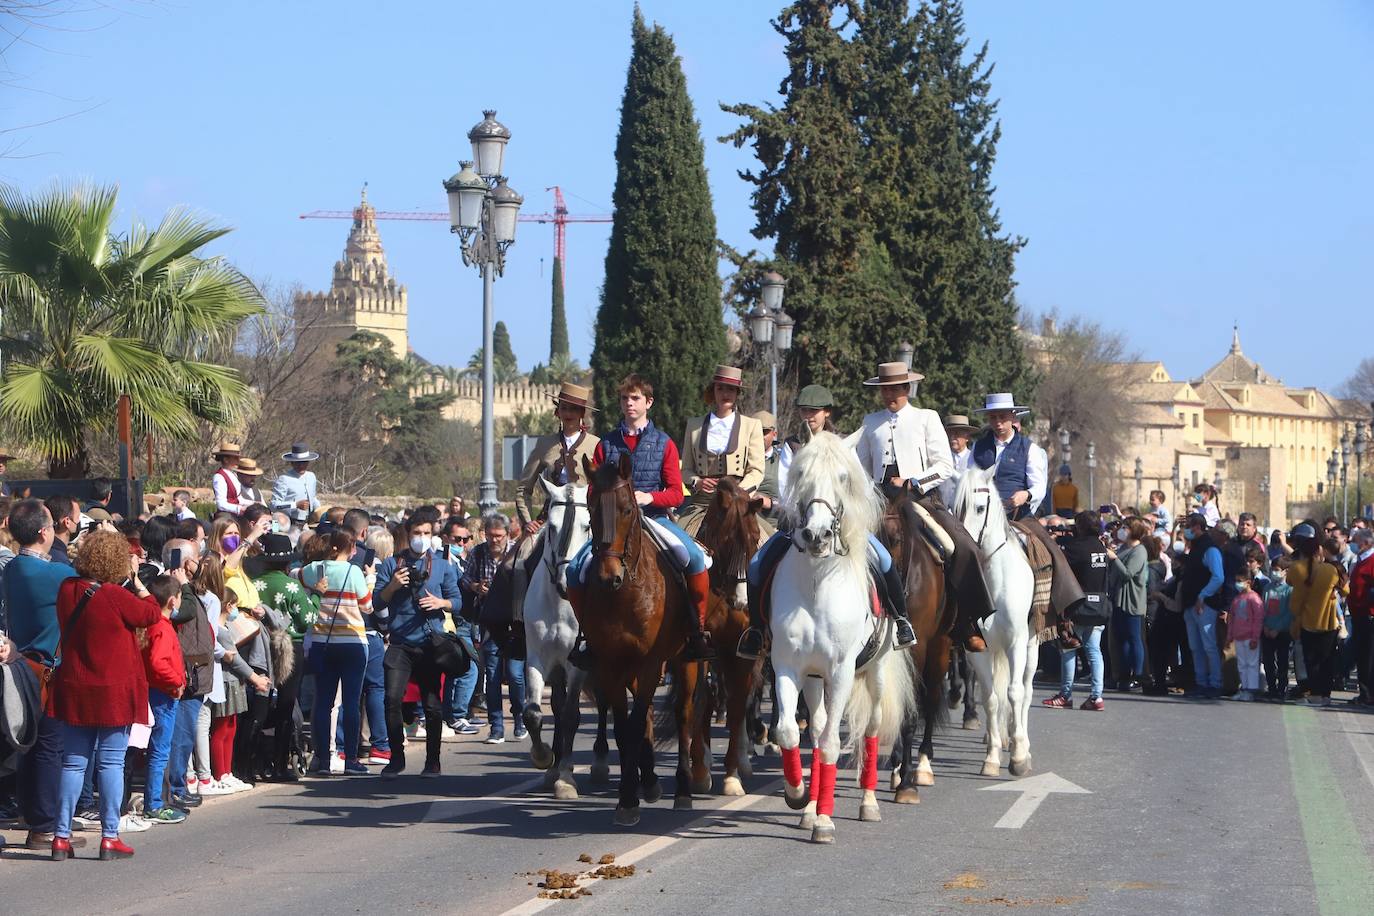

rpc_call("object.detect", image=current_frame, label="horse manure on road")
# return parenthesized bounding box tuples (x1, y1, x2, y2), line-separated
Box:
(598, 853, 616, 864)
(944, 873, 987, 890)
(592, 864, 636, 879)
(577, 853, 593, 863)
(537, 870, 582, 890)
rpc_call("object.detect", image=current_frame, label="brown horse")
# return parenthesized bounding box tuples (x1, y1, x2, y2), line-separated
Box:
(879, 487, 952, 804)
(694, 478, 765, 797)
(576, 452, 705, 825)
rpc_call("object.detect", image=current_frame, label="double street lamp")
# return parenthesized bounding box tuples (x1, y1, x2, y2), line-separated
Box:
(444, 110, 524, 514)
(1086, 440, 1097, 508)
(1356, 421, 1368, 520)
(1327, 449, 1339, 520)
(746, 271, 793, 418)
(1341, 426, 1351, 524)
(1057, 428, 1072, 477)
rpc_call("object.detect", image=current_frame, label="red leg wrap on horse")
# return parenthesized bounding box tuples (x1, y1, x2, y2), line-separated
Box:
(781, 746, 803, 788)
(861, 736, 880, 791)
(816, 762, 838, 816)
(809, 748, 822, 802)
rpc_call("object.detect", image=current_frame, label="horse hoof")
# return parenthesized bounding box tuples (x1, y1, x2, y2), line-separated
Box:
(1009, 758, 1031, 778)
(674, 796, 693, 811)
(529, 744, 555, 771)
(784, 785, 810, 811)
(613, 806, 640, 827)
(691, 775, 712, 795)
(590, 763, 611, 785)
(553, 779, 579, 801)
(962, 717, 981, 731)
(738, 757, 754, 779)
(542, 767, 559, 788)
(722, 775, 745, 797)
(889, 770, 901, 791)
(810, 817, 835, 845)
(893, 786, 921, 805)
(981, 761, 1001, 778)
(859, 803, 881, 823)
(642, 781, 663, 804)
(798, 810, 815, 830)
(765, 743, 780, 757)
(916, 770, 935, 788)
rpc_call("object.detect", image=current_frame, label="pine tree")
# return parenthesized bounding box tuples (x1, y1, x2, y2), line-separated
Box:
(549, 256, 569, 363)
(591, 7, 726, 442)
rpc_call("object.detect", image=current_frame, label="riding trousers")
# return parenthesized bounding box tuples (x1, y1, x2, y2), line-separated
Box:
(567, 515, 707, 586)
(746, 530, 891, 586)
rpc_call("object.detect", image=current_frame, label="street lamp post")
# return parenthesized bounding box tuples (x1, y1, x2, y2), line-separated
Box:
(1327, 449, 1339, 520)
(1258, 473, 1270, 527)
(1058, 428, 1072, 478)
(1341, 426, 1351, 524)
(443, 110, 524, 515)
(1171, 463, 1181, 520)
(1356, 421, 1368, 520)
(747, 271, 792, 418)
(1086, 441, 1097, 508)
(1133, 456, 1143, 511)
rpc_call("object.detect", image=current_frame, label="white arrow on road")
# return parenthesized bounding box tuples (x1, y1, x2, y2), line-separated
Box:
(979, 772, 1091, 829)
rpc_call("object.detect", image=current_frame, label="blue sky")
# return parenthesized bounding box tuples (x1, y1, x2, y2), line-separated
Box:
(3, 1, 1371, 393)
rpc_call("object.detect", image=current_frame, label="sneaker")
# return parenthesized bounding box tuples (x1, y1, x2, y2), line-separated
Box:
(404, 722, 420, 738)
(119, 813, 153, 833)
(305, 757, 331, 777)
(441, 723, 460, 741)
(146, 806, 188, 825)
(72, 809, 101, 831)
(0, 800, 21, 826)
(1041, 693, 1072, 709)
(168, 792, 202, 810)
(1231, 690, 1254, 702)
(197, 780, 235, 796)
(341, 760, 370, 776)
(367, 749, 393, 766)
(195, 778, 214, 795)
(1079, 696, 1105, 711)
(451, 718, 480, 735)
(412, 723, 428, 740)
(465, 714, 487, 728)
(420, 763, 441, 778)
(219, 774, 252, 793)
(892, 616, 918, 650)
(380, 762, 405, 780)
(512, 727, 528, 740)
(329, 754, 345, 774)
(484, 733, 506, 745)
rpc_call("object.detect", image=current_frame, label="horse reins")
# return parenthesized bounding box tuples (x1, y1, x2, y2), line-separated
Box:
(592, 477, 642, 581)
(543, 491, 587, 598)
(971, 486, 1007, 560)
(796, 496, 850, 556)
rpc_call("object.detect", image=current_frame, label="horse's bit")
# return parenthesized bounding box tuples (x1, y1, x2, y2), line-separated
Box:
(971, 486, 1007, 560)
(797, 496, 849, 556)
(543, 493, 587, 598)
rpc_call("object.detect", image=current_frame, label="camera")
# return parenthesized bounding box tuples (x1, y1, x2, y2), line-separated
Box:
(402, 559, 428, 603)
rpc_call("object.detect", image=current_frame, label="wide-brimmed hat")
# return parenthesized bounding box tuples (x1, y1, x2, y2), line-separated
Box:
(863, 362, 925, 387)
(972, 392, 1029, 415)
(235, 458, 263, 477)
(797, 384, 835, 409)
(703, 365, 745, 403)
(753, 410, 778, 430)
(551, 381, 597, 412)
(212, 440, 242, 460)
(943, 414, 978, 436)
(259, 532, 297, 563)
(281, 442, 320, 462)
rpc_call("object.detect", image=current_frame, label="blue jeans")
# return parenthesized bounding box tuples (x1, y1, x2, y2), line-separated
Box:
(747, 531, 890, 586)
(308, 641, 368, 761)
(569, 515, 708, 584)
(1111, 607, 1146, 679)
(482, 633, 526, 736)
(1184, 605, 1222, 689)
(17, 713, 63, 833)
(445, 619, 480, 721)
(1060, 625, 1104, 698)
(336, 631, 389, 753)
(145, 689, 179, 812)
(166, 696, 203, 794)
(57, 724, 129, 839)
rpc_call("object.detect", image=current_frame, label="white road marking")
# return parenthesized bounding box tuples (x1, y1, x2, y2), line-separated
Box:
(1339, 712, 1374, 790)
(497, 781, 781, 916)
(979, 771, 1090, 829)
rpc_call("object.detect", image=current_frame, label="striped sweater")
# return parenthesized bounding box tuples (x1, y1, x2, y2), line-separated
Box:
(300, 559, 372, 647)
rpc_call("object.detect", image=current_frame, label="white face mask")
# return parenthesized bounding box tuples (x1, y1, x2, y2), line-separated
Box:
(409, 535, 429, 556)
(1115, 528, 1128, 543)
(431, 535, 444, 554)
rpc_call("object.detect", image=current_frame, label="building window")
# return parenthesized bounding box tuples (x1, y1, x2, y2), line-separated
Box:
(1192, 414, 1199, 428)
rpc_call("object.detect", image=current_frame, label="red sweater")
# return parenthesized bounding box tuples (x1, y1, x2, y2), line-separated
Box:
(592, 427, 684, 512)
(142, 616, 186, 695)
(47, 579, 162, 727)
(1350, 552, 1374, 619)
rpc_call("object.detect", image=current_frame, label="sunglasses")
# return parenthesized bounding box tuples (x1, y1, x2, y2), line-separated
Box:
(1324, 527, 1338, 533)
(455, 535, 473, 543)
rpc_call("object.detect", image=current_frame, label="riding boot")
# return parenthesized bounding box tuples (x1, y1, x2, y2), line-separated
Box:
(683, 569, 716, 662)
(566, 582, 594, 670)
(876, 561, 918, 650)
(737, 534, 790, 661)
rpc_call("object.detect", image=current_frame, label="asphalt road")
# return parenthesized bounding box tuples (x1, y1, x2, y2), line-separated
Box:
(3, 681, 1373, 916)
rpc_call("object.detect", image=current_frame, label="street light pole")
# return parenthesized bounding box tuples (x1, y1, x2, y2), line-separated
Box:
(443, 111, 523, 515)
(1058, 427, 1072, 480)
(1355, 421, 1368, 520)
(1171, 463, 1181, 521)
(1341, 426, 1351, 524)
(1087, 441, 1097, 508)
(1258, 473, 1270, 528)
(1134, 456, 1143, 511)
(1328, 449, 1339, 521)
(748, 271, 791, 418)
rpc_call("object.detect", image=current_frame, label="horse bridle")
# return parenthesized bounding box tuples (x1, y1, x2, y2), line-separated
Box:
(796, 496, 850, 556)
(592, 477, 642, 580)
(970, 486, 1007, 559)
(543, 491, 588, 598)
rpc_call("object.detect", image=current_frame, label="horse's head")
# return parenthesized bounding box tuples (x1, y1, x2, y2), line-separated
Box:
(700, 477, 763, 610)
(784, 431, 882, 562)
(953, 461, 1010, 549)
(585, 452, 639, 590)
(539, 477, 589, 597)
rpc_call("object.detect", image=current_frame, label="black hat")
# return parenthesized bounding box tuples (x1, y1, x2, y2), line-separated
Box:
(259, 533, 297, 563)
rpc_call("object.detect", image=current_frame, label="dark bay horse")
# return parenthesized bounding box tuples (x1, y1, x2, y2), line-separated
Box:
(576, 453, 705, 825)
(694, 478, 765, 796)
(880, 487, 952, 804)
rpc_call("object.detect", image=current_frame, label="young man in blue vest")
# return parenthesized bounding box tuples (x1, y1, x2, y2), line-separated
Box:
(565, 374, 715, 668)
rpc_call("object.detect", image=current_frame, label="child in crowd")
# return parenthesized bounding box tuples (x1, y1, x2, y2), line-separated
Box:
(1227, 568, 1265, 701)
(142, 576, 188, 823)
(1261, 557, 1294, 701)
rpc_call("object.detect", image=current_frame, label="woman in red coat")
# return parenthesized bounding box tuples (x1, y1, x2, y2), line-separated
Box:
(49, 529, 160, 861)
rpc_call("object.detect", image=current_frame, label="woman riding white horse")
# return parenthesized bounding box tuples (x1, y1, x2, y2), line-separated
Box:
(952, 462, 1038, 778)
(769, 432, 916, 844)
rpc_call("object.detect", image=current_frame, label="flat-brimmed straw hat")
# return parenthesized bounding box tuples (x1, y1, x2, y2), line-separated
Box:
(863, 362, 925, 387)
(235, 458, 263, 477)
(212, 440, 242, 460)
(551, 381, 597, 412)
(943, 414, 979, 436)
(972, 392, 1029, 415)
(703, 365, 745, 403)
(282, 442, 320, 462)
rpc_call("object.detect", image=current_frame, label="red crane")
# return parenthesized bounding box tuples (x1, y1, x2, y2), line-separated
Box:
(299, 186, 610, 291)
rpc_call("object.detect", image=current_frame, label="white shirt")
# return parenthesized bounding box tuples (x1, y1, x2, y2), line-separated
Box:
(174, 506, 196, 522)
(778, 441, 797, 506)
(939, 447, 971, 508)
(1196, 501, 1220, 527)
(211, 467, 247, 514)
(852, 403, 953, 494)
(989, 432, 1049, 514)
(705, 411, 737, 455)
(554, 432, 582, 484)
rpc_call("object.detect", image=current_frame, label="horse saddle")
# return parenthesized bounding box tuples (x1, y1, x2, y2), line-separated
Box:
(1009, 520, 1056, 638)
(906, 500, 954, 564)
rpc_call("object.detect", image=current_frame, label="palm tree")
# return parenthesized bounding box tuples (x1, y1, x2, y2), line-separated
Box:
(0, 183, 263, 477)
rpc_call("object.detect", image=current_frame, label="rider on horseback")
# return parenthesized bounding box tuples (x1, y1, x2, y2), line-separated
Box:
(678, 365, 767, 535)
(566, 373, 716, 667)
(736, 381, 919, 660)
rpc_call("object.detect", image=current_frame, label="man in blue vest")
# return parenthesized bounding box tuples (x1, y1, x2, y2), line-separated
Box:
(565, 374, 714, 668)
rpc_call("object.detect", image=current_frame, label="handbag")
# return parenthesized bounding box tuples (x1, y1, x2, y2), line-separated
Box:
(226, 613, 262, 646)
(423, 619, 476, 677)
(24, 581, 100, 707)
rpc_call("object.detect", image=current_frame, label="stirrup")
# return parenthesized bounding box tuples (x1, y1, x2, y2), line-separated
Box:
(567, 636, 594, 671)
(736, 627, 765, 661)
(684, 632, 716, 662)
(893, 617, 918, 650)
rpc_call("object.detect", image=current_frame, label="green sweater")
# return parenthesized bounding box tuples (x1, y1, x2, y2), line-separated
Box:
(252, 568, 320, 640)
(1108, 542, 1149, 616)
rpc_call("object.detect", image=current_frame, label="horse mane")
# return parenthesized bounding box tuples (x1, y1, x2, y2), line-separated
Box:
(784, 431, 883, 576)
(701, 477, 759, 578)
(953, 460, 1015, 542)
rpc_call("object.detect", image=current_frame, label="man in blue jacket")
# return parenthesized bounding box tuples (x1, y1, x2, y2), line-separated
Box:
(374, 506, 462, 778)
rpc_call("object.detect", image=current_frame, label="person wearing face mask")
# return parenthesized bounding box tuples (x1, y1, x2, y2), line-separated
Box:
(375, 507, 461, 777)
(438, 517, 480, 734)
(1178, 512, 1226, 698)
(162, 538, 214, 808)
(1107, 518, 1150, 691)
(1191, 483, 1220, 528)
(251, 534, 318, 779)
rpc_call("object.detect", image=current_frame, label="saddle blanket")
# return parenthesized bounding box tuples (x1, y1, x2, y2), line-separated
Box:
(1011, 525, 1055, 637)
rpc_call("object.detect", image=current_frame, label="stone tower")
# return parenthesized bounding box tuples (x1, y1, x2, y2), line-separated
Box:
(294, 187, 408, 373)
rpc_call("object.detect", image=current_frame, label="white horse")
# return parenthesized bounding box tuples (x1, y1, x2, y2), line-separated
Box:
(770, 432, 917, 844)
(520, 478, 606, 798)
(952, 462, 1039, 778)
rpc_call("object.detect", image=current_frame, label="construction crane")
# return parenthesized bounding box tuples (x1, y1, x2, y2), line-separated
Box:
(299, 186, 610, 291)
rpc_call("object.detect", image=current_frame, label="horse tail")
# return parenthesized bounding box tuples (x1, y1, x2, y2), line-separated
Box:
(653, 661, 714, 749)
(846, 648, 917, 751)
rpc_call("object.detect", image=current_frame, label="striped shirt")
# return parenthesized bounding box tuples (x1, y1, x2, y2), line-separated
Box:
(300, 559, 372, 647)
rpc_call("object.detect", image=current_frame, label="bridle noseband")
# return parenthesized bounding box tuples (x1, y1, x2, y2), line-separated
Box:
(543, 491, 588, 599)
(797, 496, 849, 556)
(970, 486, 1007, 559)
(591, 477, 641, 581)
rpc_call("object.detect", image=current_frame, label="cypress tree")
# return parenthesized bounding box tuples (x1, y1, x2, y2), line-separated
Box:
(492, 320, 519, 383)
(591, 7, 725, 442)
(549, 256, 569, 362)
